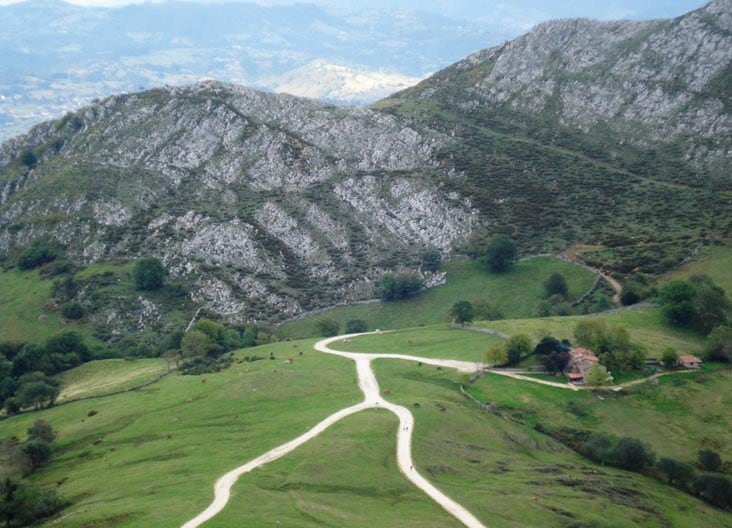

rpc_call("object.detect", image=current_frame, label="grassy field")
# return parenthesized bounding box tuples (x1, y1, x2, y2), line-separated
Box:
(662, 240, 732, 293)
(54, 358, 169, 402)
(3, 334, 730, 527)
(371, 359, 730, 527)
(278, 256, 597, 339)
(331, 325, 503, 363)
(473, 307, 705, 359)
(0, 268, 87, 343)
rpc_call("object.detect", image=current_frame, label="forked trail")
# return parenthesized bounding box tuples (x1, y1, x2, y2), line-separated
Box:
(181, 333, 487, 528)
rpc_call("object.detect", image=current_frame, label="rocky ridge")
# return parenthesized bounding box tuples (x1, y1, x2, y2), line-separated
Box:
(0, 82, 478, 326)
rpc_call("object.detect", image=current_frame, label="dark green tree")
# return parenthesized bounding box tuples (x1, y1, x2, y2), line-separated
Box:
(19, 150, 37, 167)
(658, 457, 696, 489)
(345, 319, 368, 333)
(610, 437, 655, 471)
(659, 280, 698, 326)
(450, 301, 475, 325)
(661, 347, 679, 369)
(698, 449, 722, 472)
(27, 420, 55, 443)
(544, 272, 568, 297)
(315, 318, 339, 337)
(480, 235, 517, 273)
(17, 239, 61, 270)
(61, 302, 84, 320)
(22, 440, 51, 470)
(420, 250, 442, 273)
(16, 382, 59, 410)
(132, 258, 165, 291)
(695, 473, 732, 511)
(705, 325, 732, 363)
(505, 334, 531, 366)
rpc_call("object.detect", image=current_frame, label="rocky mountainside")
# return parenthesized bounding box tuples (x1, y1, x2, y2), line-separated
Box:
(0, 82, 476, 325)
(387, 0, 731, 188)
(0, 1, 730, 336)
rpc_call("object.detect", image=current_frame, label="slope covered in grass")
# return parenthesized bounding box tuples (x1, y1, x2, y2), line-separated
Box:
(473, 307, 705, 359)
(54, 358, 169, 402)
(279, 256, 597, 339)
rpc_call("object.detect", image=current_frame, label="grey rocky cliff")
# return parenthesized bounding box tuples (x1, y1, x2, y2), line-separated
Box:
(0, 82, 479, 323)
(398, 0, 731, 183)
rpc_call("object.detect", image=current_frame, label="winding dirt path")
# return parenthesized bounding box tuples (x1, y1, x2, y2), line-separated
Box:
(182, 334, 487, 528)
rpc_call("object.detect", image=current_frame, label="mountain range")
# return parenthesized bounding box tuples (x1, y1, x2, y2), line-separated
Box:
(0, 0, 730, 338)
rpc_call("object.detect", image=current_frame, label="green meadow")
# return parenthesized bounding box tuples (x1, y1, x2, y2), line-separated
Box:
(279, 256, 597, 339)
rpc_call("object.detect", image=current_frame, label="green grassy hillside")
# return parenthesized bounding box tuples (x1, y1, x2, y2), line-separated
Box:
(279, 256, 597, 339)
(2, 324, 729, 527)
(471, 307, 705, 359)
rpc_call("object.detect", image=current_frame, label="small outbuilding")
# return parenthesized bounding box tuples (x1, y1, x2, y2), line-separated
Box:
(677, 354, 703, 369)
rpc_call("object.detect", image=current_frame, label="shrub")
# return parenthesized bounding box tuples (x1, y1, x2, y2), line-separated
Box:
(610, 437, 655, 471)
(450, 301, 474, 325)
(658, 457, 696, 489)
(17, 239, 61, 270)
(20, 150, 38, 167)
(380, 273, 423, 301)
(315, 318, 339, 337)
(132, 258, 165, 291)
(345, 319, 368, 333)
(420, 249, 442, 272)
(698, 449, 722, 472)
(61, 302, 84, 320)
(544, 272, 568, 297)
(22, 440, 51, 469)
(695, 473, 732, 511)
(27, 420, 55, 443)
(480, 235, 517, 273)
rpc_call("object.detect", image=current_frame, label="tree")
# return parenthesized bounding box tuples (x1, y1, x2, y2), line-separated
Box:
(690, 275, 730, 333)
(19, 150, 38, 167)
(450, 301, 474, 325)
(659, 280, 697, 326)
(695, 473, 732, 511)
(485, 343, 507, 366)
(17, 239, 60, 271)
(16, 382, 59, 410)
(705, 325, 732, 363)
(505, 334, 531, 365)
(420, 250, 442, 273)
(472, 300, 504, 321)
(534, 336, 562, 356)
(21, 440, 51, 470)
(180, 330, 210, 359)
(658, 457, 696, 489)
(584, 363, 613, 387)
(480, 235, 517, 273)
(345, 319, 367, 334)
(661, 347, 678, 369)
(544, 273, 568, 297)
(315, 318, 339, 337)
(380, 273, 423, 301)
(698, 449, 722, 472)
(610, 437, 655, 471)
(132, 258, 165, 291)
(27, 420, 55, 443)
(541, 350, 570, 375)
(0, 477, 62, 528)
(60, 302, 84, 320)
(620, 282, 643, 306)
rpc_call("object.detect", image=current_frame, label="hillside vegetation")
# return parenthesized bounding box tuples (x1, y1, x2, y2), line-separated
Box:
(279, 256, 597, 338)
(2, 329, 729, 527)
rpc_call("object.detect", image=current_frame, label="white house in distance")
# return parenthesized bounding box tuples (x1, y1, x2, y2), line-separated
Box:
(677, 354, 703, 369)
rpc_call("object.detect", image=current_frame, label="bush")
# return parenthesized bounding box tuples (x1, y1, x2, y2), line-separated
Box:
(698, 449, 722, 472)
(61, 302, 84, 320)
(705, 325, 732, 363)
(480, 235, 517, 273)
(17, 239, 61, 270)
(381, 273, 423, 301)
(505, 334, 531, 365)
(315, 318, 339, 337)
(22, 440, 51, 470)
(658, 457, 696, 489)
(610, 437, 655, 471)
(27, 420, 55, 443)
(450, 301, 474, 325)
(345, 319, 368, 333)
(19, 150, 38, 167)
(132, 258, 165, 291)
(544, 272, 568, 297)
(695, 473, 732, 511)
(420, 250, 442, 272)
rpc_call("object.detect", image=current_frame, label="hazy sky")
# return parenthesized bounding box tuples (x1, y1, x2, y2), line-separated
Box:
(0, 0, 710, 24)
